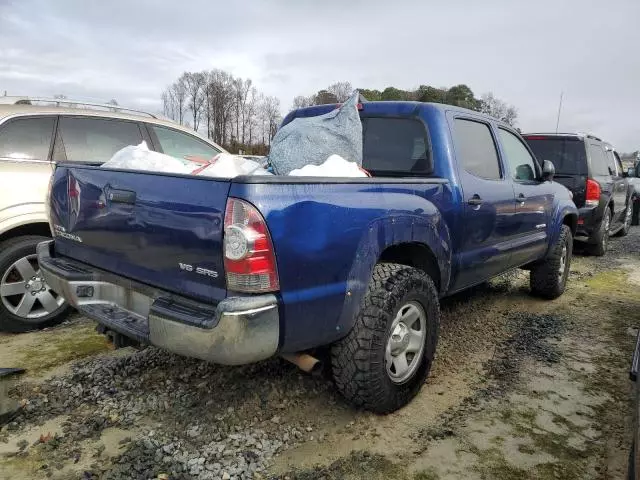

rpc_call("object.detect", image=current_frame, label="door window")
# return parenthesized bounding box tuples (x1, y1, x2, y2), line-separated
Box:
(605, 150, 619, 176)
(453, 119, 501, 180)
(55, 117, 144, 163)
(150, 125, 221, 162)
(589, 143, 610, 176)
(498, 128, 538, 181)
(0, 117, 55, 160)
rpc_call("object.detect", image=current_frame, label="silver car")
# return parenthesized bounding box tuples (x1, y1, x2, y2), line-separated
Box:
(0, 97, 226, 332)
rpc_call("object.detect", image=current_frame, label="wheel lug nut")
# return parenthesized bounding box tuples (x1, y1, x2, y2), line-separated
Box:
(31, 291, 36, 296)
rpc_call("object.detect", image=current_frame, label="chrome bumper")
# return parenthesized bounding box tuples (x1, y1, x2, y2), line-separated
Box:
(37, 241, 279, 365)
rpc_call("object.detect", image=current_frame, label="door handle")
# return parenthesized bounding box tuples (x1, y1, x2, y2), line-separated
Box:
(467, 195, 483, 207)
(517, 193, 526, 205)
(108, 189, 137, 205)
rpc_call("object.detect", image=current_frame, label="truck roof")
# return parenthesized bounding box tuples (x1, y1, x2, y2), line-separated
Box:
(285, 101, 511, 127)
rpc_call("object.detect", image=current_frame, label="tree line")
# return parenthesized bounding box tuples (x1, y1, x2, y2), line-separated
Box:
(161, 70, 281, 154)
(293, 82, 518, 126)
(161, 74, 519, 155)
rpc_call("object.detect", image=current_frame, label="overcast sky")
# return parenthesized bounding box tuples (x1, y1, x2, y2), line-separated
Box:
(1, 0, 639, 151)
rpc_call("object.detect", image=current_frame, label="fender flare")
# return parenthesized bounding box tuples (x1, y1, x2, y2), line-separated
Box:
(335, 209, 452, 336)
(548, 203, 578, 252)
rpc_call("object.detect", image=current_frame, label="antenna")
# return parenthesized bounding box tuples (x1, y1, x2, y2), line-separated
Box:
(555, 91, 563, 133)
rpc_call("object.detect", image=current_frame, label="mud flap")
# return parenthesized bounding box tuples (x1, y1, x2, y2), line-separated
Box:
(0, 368, 25, 425)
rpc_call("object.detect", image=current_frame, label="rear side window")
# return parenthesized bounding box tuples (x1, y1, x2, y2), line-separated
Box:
(150, 125, 221, 162)
(362, 117, 431, 175)
(589, 143, 610, 176)
(605, 150, 619, 176)
(55, 117, 144, 163)
(0, 117, 55, 160)
(453, 119, 501, 180)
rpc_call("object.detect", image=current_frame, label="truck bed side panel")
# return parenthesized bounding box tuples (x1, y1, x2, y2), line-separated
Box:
(230, 181, 453, 352)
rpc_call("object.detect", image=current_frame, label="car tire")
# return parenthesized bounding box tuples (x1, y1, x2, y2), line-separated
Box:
(589, 208, 611, 257)
(0, 236, 71, 333)
(530, 225, 572, 300)
(615, 201, 633, 237)
(330, 263, 440, 414)
(632, 200, 640, 226)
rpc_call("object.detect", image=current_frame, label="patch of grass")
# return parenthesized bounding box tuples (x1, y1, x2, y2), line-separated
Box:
(277, 451, 405, 480)
(413, 468, 440, 480)
(586, 270, 634, 295)
(517, 444, 536, 455)
(467, 446, 529, 480)
(16, 325, 109, 374)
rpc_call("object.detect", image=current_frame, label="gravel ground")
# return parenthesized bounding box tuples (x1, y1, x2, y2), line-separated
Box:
(1, 228, 640, 480)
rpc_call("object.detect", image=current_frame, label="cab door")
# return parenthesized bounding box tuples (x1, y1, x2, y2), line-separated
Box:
(605, 147, 628, 225)
(449, 116, 517, 291)
(497, 127, 553, 266)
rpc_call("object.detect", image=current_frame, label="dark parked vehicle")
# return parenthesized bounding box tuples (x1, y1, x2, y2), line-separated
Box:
(625, 163, 640, 226)
(524, 133, 634, 256)
(39, 102, 578, 413)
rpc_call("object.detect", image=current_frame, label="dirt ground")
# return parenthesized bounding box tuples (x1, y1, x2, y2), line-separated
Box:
(1, 229, 639, 480)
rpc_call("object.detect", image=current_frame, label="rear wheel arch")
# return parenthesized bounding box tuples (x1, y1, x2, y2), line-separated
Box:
(379, 242, 442, 294)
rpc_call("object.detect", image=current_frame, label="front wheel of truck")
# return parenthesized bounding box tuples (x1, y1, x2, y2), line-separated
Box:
(331, 263, 440, 414)
(530, 225, 572, 300)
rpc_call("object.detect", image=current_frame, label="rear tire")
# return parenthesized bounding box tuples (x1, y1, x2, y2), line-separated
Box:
(331, 263, 440, 414)
(0, 236, 71, 333)
(589, 208, 611, 257)
(530, 225, 572, 299)
(615, 201, 633, 237)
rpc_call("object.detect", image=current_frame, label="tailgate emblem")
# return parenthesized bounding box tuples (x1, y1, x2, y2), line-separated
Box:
(179, 263, 219, 278)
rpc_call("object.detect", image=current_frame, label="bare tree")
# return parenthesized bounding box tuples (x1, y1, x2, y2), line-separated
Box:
(183, 72, 206, 131)
(261, 95, 281, 145)
(163, 68, 281, 152)
(326, 81, 353, 102)
(292, 95, 315, 109)
(479, 92, 518, 126)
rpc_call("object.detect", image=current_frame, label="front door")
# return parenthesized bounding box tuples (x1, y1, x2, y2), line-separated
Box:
(497, 127, 552, 266)
(449, 117, 517, 291)
(606, 148, 628, 225)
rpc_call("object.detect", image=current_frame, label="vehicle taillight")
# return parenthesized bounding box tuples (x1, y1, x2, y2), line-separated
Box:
(223, 198, 279, 293)
(585, 178, 601, 208)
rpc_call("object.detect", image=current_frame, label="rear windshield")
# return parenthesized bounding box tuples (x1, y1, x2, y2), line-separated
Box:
(523, 137, 587, 175)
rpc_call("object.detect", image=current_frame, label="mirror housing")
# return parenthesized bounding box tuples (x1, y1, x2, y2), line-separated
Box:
(542, 160, 555, 181)
(628, 167, 636, 178)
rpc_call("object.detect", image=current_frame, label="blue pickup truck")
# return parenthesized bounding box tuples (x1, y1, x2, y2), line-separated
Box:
(38, 101, 578, 413)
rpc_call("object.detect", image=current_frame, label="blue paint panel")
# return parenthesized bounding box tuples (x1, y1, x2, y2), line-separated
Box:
(51, 166, 230, 302)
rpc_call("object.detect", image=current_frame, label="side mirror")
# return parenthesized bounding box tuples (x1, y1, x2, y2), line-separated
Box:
(628, 167, 636, 178)
(542, 160, 555, 181)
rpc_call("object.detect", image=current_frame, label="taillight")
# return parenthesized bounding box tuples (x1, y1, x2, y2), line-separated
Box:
(585, 178, 601, 208)
(223, 198, 279, 293)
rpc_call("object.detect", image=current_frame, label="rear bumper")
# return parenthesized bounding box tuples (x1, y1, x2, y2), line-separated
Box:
(575, 207, 601, 242)
(37, 241, 279, 365)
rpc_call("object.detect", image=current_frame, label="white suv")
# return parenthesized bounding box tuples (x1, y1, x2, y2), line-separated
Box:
(0, 97, 226, 332)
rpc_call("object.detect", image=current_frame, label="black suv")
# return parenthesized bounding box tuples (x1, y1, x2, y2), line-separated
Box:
(523, 133, 633, 256)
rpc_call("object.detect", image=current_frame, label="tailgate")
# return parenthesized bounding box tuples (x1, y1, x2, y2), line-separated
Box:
(553, 174, 587, 208)
(49, 165, 230, 303)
